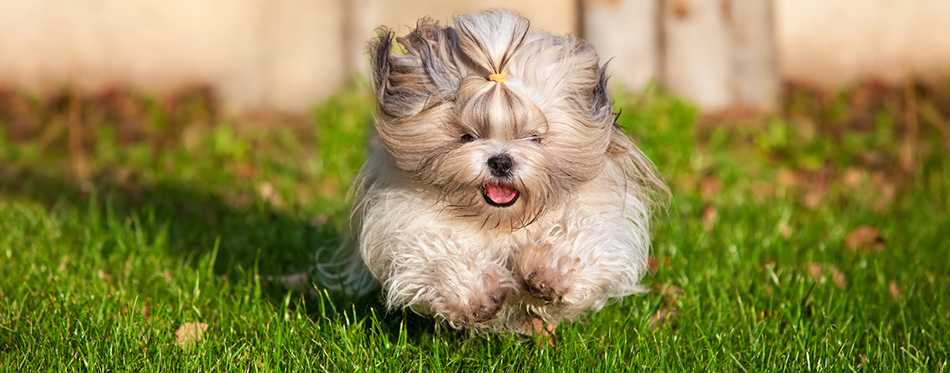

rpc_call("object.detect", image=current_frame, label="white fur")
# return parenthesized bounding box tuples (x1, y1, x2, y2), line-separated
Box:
(319, 10, 666, 334)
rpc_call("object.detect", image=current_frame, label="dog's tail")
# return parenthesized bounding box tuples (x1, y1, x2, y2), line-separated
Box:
(310, 238, 379, 299)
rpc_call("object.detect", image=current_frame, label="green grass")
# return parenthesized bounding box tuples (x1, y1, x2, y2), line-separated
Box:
(1, 82, 949, 371)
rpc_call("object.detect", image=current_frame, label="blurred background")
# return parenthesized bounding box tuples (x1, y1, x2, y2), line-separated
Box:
(2, 2, 949, 367)
(2, 0, 949, 115)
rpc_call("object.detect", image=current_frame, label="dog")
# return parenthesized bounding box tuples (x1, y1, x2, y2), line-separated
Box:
(326, 10, 666, 336)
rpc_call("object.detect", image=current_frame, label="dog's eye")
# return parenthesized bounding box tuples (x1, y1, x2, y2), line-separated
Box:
(460, 133, 475, 143)
(528, 134, 542, 144)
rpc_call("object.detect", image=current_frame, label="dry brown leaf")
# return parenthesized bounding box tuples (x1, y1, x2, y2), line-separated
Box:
(142, 304, 151, 322)
(801, 188, 826, 210)
(648, 256, 671, 275)
(318, 181, 339, 198)
(651, 305, 678, 330)
(647, 257, 659, 275)
(840, 168, 866, 188)
(870, 172, 899, 211)
(653, 284, 683, 330)
(777, 169, 804, 188)
(237, 161, 256, 179)
(676, 174, 698, 192)
(655, 283, 685, 300)
(527, 317, 557, 347)
(650, 283, 684, 330)
(828, 266, 848, 289)
(807, 263, 824, 282)
(778, 220, 792, 238)
(257, 182, 283, 207)
(753, 310, 775, 324)
(857, 354, 868, 369)
(698, 175, 722, 201)
(279, 272, 311, 292)
(176, 322, 209, 349)
(845, 226, 886, 251)
(888, 281, 902, 300)
(702, 204, 717, 230)
(309, 214, 329, 227)
(807, 263, 847, 289)
(750, 180, 774, 202)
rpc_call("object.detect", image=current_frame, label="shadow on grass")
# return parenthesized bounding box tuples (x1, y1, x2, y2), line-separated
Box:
(0, 164, 408, 316)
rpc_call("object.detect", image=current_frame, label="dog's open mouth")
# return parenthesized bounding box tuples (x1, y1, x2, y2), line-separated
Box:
(483, 183, 520, 207)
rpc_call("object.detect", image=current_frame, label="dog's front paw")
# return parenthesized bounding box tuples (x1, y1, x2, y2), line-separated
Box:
(436, 279, 511, 326)
(524, 267, 568, 304)
(454, 291, 506, 324)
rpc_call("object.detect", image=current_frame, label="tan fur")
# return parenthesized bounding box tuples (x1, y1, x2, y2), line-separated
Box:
(328, 10, 667, 334)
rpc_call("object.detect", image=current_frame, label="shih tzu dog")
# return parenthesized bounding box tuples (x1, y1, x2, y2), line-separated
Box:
(326, 10, 666, 336)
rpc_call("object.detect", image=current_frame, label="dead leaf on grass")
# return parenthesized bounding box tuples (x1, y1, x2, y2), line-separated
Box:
(829, 266, 848, 289)
(888, 281, 902, 300)
(778, 220, 792, 238)
(257, 182, 284, 207)
(651, 283, 684, 330)
(655, 283, 685, 300)
(237, 161, 256, 179)
(142, 304, 151, 322)
(702, 204, 717, 230)
(648, 255, 671, 275)
(857, 354, 869, 369)
(801, 188, 826, 210)
(777, 168, 804, 188)
(279, 272, 311, 292)
(807, 263, 824, 281)
(175, 322, 209, 349)
(840, 168, 866, 188)
(318, 181, 339, 198)
(527, 317, 557, 347)
(806, 263, 847, 289)
(309, 214, 329, 227)
(749, 180, 775, 202)
(845, 226, 886, 251)
(648, 257, 659, 275)
(651, 305, 678, 330)
(869, 172, 899, 211)
(698, 175, 722, 201)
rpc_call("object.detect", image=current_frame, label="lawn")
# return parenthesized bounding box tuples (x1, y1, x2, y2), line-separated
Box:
(1, 81, 948, 371)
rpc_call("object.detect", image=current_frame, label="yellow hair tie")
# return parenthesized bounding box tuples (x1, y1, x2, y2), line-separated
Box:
(488, 72, 507, 83)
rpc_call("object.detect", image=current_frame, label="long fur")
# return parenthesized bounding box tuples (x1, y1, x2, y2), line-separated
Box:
(327, 10, 667, 334)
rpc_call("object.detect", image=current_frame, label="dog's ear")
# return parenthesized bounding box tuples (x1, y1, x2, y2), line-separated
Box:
(369, 20, 461, 121)
(590, 64, 614, 126)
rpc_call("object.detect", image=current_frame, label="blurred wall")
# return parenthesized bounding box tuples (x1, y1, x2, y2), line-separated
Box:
(776, 0, 950, 86)
(1, 0, 949, 114)
(0, 0, 574, 114)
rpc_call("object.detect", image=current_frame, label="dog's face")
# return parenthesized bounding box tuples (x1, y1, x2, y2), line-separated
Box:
(370, 12, 617, 230)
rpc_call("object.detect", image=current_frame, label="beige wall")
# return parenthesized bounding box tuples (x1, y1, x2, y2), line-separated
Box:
(1, 0, 949, 114)
(776, 0, 950, 86)
(0, 0, 346, 113)
(0, 0, 573, 114)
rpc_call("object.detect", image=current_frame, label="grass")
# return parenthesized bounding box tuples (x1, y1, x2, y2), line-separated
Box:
(1, 81, 949, 371)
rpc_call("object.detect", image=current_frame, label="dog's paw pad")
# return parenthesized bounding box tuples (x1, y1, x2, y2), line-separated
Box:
(470, 295, 504, 323)
(524, 269, 567, 304)
(445, 289, 507, 325)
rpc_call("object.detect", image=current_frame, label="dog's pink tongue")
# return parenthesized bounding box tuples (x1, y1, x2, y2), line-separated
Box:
(486, 184, 518, 204)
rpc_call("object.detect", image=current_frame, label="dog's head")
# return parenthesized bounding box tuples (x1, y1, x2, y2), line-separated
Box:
(370, 11, 619, 229)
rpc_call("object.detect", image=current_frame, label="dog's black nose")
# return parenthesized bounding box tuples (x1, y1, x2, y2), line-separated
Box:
(487, 154, 514, 177)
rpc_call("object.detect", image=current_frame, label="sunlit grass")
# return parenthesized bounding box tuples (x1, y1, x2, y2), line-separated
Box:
(1, 83, 948, 370)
